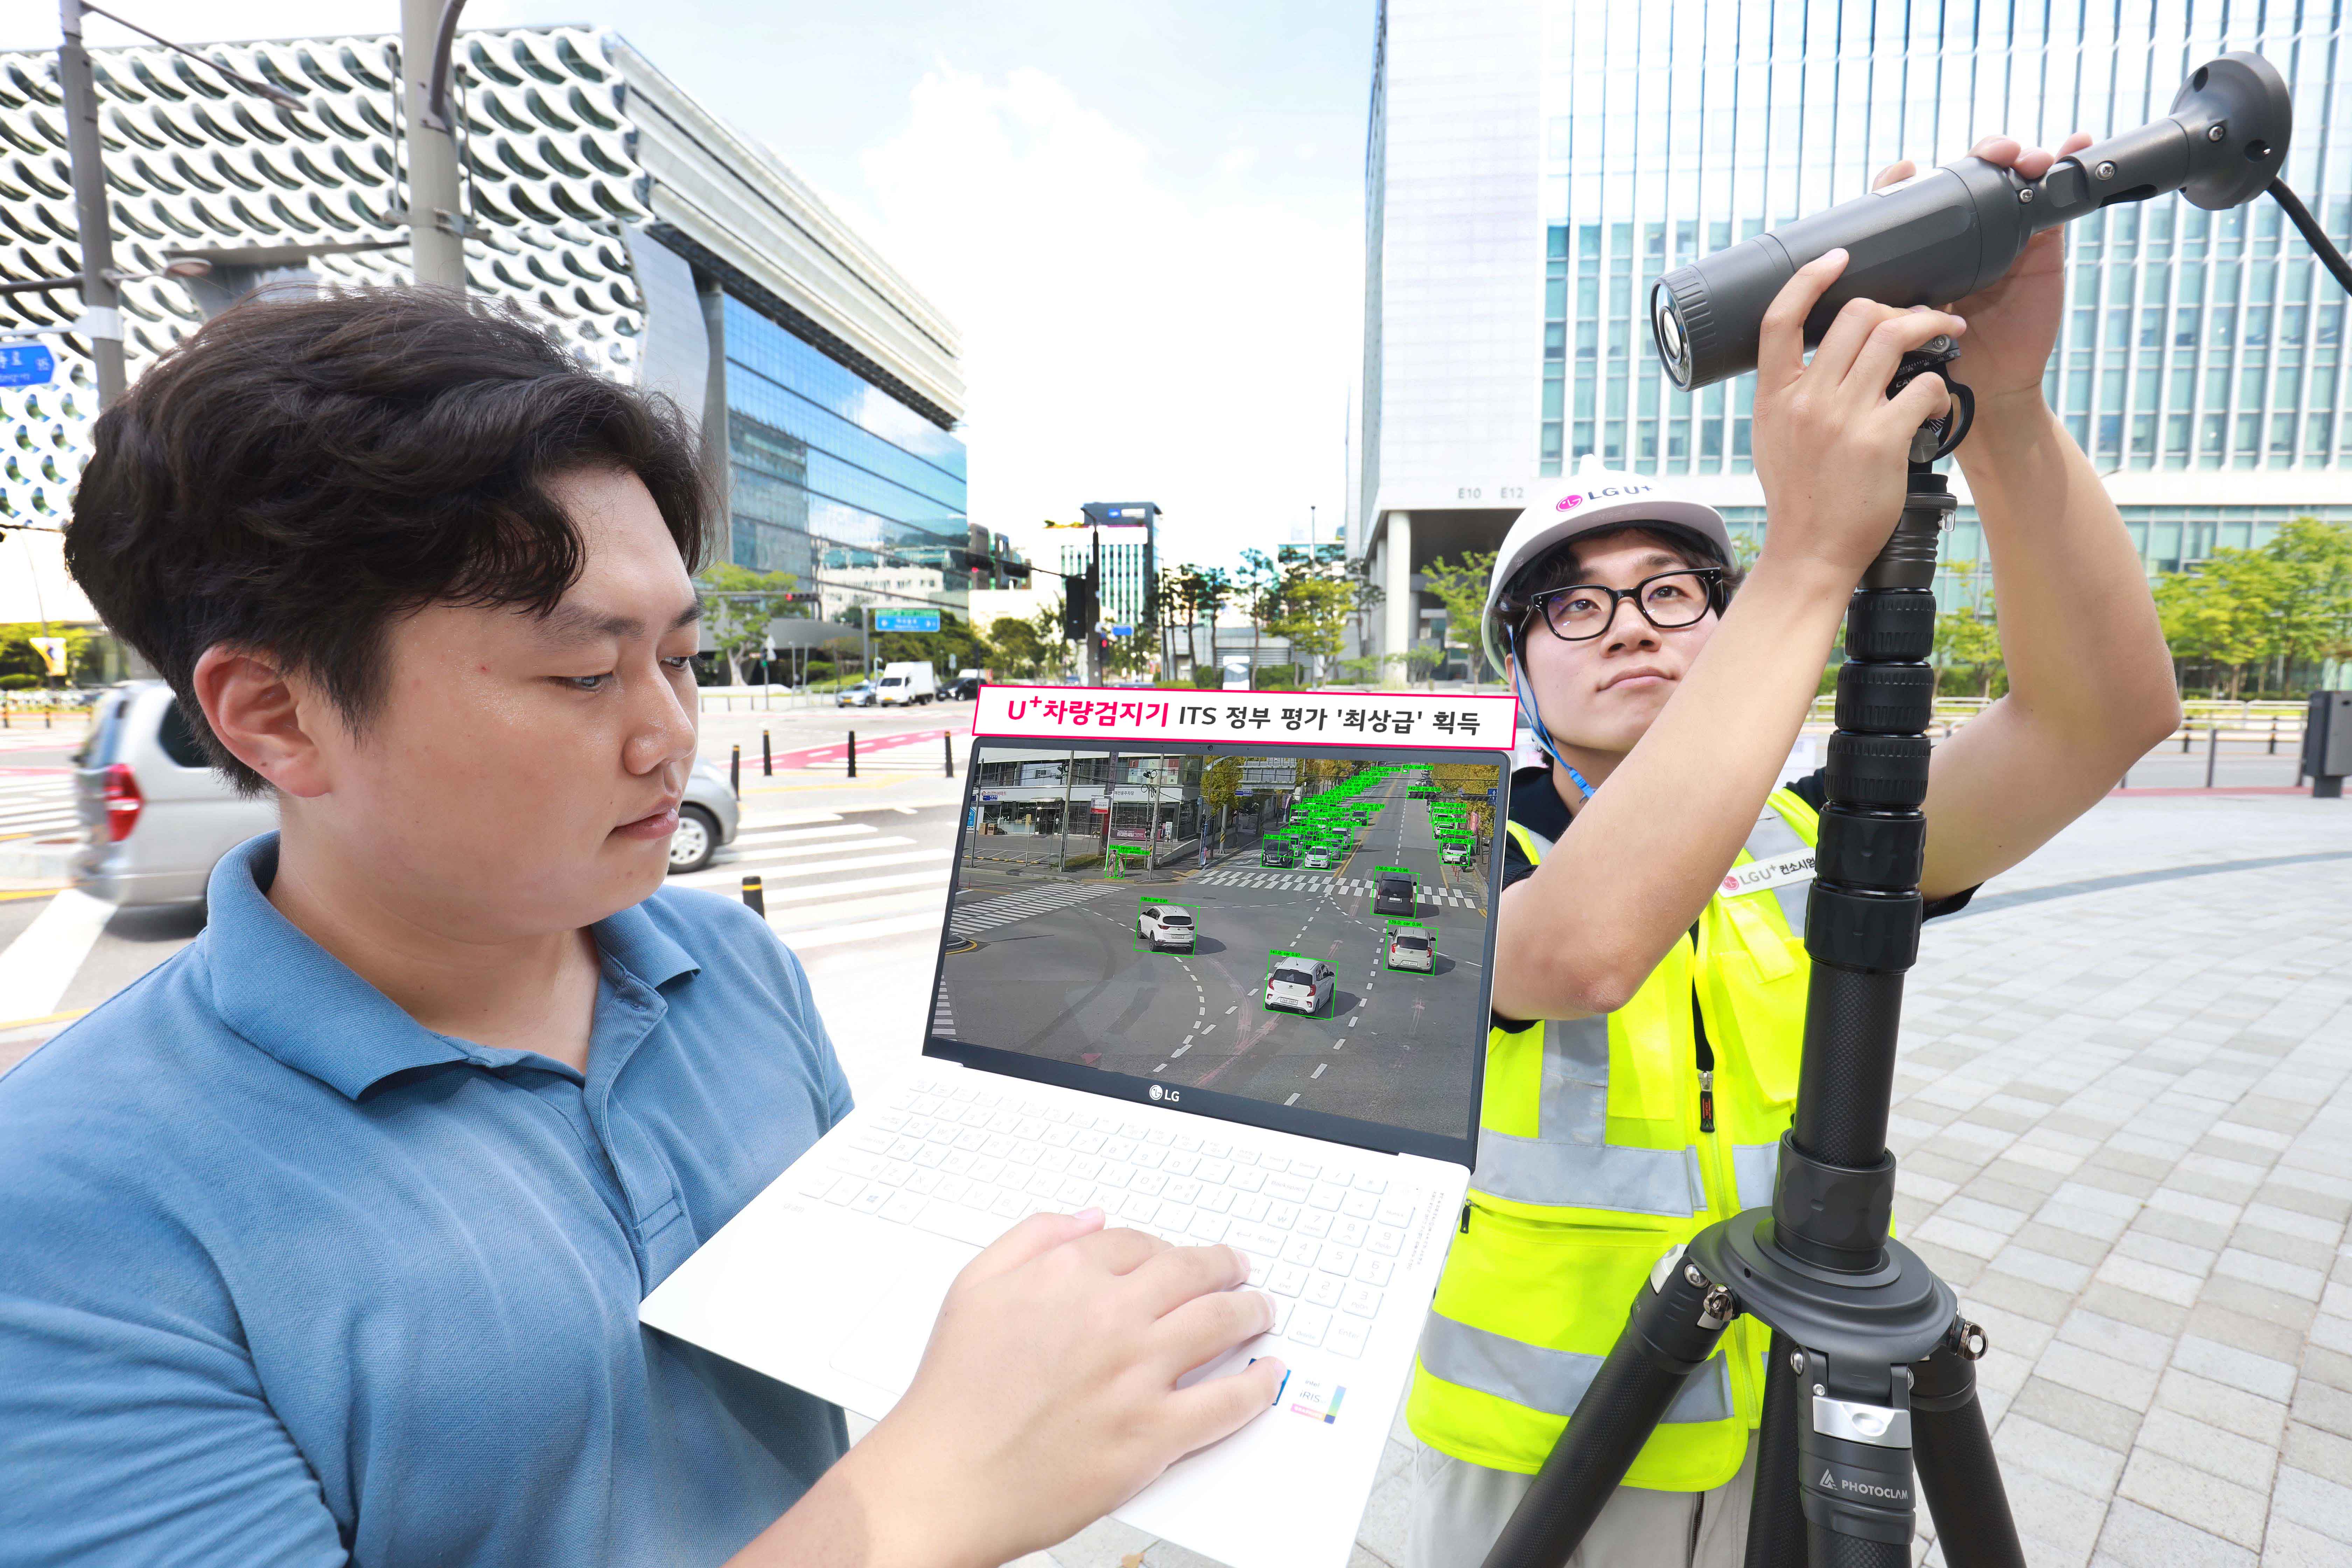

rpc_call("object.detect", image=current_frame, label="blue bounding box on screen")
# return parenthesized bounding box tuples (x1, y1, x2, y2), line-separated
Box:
(875, 610, 941, 633)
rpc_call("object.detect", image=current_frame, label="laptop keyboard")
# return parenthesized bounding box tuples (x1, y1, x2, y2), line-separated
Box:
(793, 1079, 1431, 1360)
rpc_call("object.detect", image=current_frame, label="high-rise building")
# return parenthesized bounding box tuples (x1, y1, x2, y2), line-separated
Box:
(0, 25, 969, 626)
(1351, 0, 2352, 671)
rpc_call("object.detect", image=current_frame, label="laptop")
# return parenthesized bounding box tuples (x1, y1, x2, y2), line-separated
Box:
(641, 686, 1517, 1568)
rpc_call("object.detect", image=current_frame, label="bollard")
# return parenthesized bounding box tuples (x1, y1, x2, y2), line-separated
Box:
(762, 729, 772, 777)
(944, 732, 954, 778)
(741, 875, 765, 916)
(2270, 714, 2280, 754)
(44, 705, 51, 729)
(2181, 724, 2192, 753)
(730, 743, 741, 798)
(847, 730, 857, 779)
(2205, 723, 2219, 788)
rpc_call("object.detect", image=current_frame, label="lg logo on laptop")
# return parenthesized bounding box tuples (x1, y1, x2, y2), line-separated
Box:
(1149, 1084, 1182, 1104)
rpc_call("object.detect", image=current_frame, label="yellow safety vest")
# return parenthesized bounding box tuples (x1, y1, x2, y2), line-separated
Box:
(1407, 789, 1820, 1492)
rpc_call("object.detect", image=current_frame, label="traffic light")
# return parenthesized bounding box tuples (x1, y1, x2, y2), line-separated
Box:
(1063, 562, 1098, 641)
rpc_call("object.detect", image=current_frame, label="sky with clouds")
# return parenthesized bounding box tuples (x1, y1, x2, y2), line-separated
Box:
(7, 1, 1374, 572)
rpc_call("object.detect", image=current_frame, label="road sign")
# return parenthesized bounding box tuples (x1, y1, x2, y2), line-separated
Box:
(0, 343, 55, 387)
(874, 609, 941, 633)
(1111, 624, 1133, 637)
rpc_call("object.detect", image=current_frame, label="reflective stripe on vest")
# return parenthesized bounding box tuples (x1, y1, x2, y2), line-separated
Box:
(1732, 1139, 1781, 1211)
(1470, 1012, 1710, 1214)
(1417, 1308, 1735, 1424)
(1407, 787, 1820, 1489)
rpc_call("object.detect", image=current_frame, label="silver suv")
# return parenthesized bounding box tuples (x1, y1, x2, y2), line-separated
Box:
(74, 682, 742, 906)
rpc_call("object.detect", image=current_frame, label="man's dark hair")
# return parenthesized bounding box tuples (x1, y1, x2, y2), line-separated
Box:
(66, 287, 710, 792)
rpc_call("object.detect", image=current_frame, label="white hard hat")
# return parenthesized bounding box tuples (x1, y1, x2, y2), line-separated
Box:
(1480, 459, 1734, 675)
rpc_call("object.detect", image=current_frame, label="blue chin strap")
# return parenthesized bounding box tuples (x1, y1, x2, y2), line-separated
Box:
(1504, 622, 1598, 806)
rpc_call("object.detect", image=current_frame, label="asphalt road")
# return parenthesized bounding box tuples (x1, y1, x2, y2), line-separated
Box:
(937, 768, 1493, 1138)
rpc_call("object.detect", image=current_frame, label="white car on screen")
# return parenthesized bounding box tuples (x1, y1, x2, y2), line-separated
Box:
(1265, 959, 1335, 1015)
(1138, 905, 1196, 950)
(1387, 929, 1435, 972)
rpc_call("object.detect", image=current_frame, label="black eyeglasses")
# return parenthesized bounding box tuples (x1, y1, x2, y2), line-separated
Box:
(1522, 568, 1725, 643)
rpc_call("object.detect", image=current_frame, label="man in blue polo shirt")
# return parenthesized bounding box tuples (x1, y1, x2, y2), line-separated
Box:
(0, 290, 1281, 1567)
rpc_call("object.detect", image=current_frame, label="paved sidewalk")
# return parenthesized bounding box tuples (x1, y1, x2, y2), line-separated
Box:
(956, 791, 2352, 1568)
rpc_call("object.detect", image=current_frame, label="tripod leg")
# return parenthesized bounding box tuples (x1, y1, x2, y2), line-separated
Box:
(1742, 1332, 1808, 1568)
(1480, 1253, 1734, 1568)
(1912, 1321, 2025, 1568)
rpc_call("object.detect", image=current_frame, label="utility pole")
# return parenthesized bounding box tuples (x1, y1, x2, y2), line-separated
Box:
(57, 1, 124, 405)
(401, 0, 468, 290)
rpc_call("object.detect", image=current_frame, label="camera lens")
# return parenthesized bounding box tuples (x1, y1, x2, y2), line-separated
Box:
(1650, 282, 1692, 387)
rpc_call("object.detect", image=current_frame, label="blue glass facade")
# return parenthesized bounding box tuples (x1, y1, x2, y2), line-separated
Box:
(722, 295, 968, 580)
(1538, 0, 2352, 599)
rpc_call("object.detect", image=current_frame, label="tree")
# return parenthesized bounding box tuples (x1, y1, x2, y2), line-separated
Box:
(988, 615, 1049, 679)
(1027, 597, 1074, 682)
(1421, 551, 1498, 684)
(2267, 516, 2352, 677)
(1929, 558, 2003, 697)
(2154, 550, 2279, 698)
(1201, 756, 1244, 813)
(1266, 562, 1353, 686)
(696, 565, 800, 685)
(1236, 548, 1283, 679)
(1933, 607, 2005, 697)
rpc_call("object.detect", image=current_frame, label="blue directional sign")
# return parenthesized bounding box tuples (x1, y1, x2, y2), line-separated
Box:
(1111, 624, 1134, 637)
(0, 343, 55, 388)
(874, 609, 941, 633)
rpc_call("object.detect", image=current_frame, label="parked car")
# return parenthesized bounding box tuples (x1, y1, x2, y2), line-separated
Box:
(1137, 904, 1196, 950)
(668, 758, 743, 874)
(1373, 873, 1416, 917)
(73, 682, 274, 908)
(835, 679, 878, 707)
(72, 682, 740, 903)
(1265, 958, 1335, 1015)
(1386, 929, 1435, 972)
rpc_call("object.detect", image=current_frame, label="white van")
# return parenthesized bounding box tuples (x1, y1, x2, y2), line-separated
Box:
(875, 662, 937, 706)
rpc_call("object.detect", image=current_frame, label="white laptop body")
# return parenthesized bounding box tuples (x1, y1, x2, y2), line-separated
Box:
(643, 695, 1517, 1568)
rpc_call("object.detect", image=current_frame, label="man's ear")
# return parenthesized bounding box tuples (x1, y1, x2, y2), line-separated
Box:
(190, 646, 334, 798)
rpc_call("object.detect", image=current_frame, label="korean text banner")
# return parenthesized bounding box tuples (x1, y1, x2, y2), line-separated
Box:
(971, 685, 1520, 750)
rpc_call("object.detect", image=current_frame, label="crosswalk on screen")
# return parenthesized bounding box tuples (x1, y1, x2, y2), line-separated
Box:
(936, 745, 1500, 1139)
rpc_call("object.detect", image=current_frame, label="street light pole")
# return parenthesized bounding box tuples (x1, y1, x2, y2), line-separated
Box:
(56, 0, 124, 406)
(401, 0, 468, 290)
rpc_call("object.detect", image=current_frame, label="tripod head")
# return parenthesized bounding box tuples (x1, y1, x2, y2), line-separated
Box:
(1651, 52, 2302, 390)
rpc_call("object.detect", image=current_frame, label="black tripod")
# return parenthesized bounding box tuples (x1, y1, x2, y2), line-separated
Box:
(1480, 342, 2025, 1568)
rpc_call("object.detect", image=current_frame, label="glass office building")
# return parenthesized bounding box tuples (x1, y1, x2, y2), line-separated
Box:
(723, 298, 969, 582)
(1352, 0, 2352, 664)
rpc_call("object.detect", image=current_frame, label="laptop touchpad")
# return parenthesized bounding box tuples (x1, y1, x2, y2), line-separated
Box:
(827, 1248, 971, 1393)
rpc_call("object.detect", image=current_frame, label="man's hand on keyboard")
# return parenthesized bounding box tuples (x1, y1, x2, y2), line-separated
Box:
(830, 1206, 1284, 1568)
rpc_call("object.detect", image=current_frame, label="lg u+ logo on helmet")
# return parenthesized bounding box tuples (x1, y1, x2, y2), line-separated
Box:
(1556, 483, 1654, 512)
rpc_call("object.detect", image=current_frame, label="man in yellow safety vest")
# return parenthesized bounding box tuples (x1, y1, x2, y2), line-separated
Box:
(1405, 138, 2186, 1567)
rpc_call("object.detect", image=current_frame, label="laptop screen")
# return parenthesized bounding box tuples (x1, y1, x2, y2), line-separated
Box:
(925, 739, 1504, 1166)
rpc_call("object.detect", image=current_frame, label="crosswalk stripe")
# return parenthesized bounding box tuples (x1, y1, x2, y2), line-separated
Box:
(947, 882, 1123, 936)
(766, 887, 948, 933)
(670, 847, 946, 890)
(728, 821, 872, 846)
(778, 911, 946, 951)
(0, 889, 111, 1021)
(714, 834, 913, 866)
(757, 869, 948, 907)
